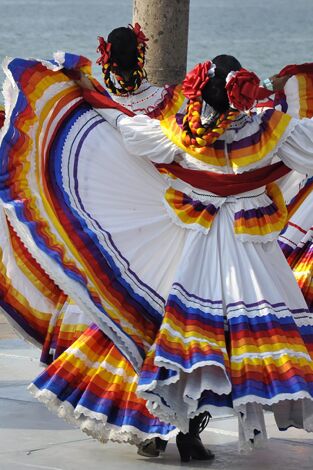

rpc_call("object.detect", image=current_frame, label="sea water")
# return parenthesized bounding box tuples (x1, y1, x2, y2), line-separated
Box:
(0, 0, 312, 94)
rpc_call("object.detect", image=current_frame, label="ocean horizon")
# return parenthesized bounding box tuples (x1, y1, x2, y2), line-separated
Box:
(0, 0, 312, 95)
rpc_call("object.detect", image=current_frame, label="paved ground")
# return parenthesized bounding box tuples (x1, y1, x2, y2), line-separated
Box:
(1, 312, 313, 469)
(0, 312, 18, 340)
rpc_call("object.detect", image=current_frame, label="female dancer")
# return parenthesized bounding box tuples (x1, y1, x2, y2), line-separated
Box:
(2, 48, 313, 461)
(0, 24, 183, 455)
(70, 55, 313, 458)
(276, 69, 313, 314)
(38, 24, 183, 366)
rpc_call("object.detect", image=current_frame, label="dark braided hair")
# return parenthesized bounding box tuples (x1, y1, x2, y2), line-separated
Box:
(108, 27, 138, 73)
(102, 26, 147, 95)
(201, 55, 242, 113)
(181, 55, 242, 148)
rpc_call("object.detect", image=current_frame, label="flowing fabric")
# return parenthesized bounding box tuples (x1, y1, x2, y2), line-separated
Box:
(279, 177, 313, 313)
(0, 207, 67, 355)
(0, 52, 184, 443)
(28, 323, 177, 444)
(0, 90, 68, 364)
(277, 70, 313, 312)
(2, 54, 313, 452)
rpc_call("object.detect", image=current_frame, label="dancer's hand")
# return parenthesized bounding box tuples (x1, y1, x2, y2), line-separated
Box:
(78, 74, 96, 91)
(269, 74, 292, 92)
(64, 70, 96, 91)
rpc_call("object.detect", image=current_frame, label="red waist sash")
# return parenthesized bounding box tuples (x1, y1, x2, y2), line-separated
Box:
(155, 162, 291, 197)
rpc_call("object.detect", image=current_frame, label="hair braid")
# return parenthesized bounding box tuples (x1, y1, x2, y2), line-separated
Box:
(102, 42, 147, 95)
(182, 97, 240, 148)
(98, 25, 148, 96)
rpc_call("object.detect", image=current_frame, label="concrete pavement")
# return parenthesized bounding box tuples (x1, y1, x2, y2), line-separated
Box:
(0, 312, 18, 340)
(1, 313, 313, 469)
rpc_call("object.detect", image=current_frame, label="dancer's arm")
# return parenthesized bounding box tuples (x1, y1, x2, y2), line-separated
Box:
(277, 118, 313, 175)
(97, 108, 182, 164)
(64, 69, 96, 91)
(267, 74, 291, 92)
(117, 115, 182, 163)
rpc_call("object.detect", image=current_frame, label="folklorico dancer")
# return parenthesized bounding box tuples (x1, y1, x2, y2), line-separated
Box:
(253, 64, 313, 317)
(0, 24, 183, 455)
(2, 42, 313, 461)
(92, 55, 313, 458)
(275, 64, 313, 315)
(279, 177, 313, 314)
(254, 64, 313, 316)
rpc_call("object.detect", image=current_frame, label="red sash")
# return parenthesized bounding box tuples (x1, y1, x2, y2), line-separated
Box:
(83, 89, 135, 117)
(155, 162, 291, 196)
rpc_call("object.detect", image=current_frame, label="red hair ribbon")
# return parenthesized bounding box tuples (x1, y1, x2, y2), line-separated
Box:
(96, 36, 112, 66)
(226, 68, 261, 111)
(130, 23, 149, 45)
(182, 61, 215, 101)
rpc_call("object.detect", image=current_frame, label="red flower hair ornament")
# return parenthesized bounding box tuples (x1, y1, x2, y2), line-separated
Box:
(182, 61, 216, 101)
(225, 68, 260, 111)
(129, 22, 149, 46)
(96, 36, 112, 66)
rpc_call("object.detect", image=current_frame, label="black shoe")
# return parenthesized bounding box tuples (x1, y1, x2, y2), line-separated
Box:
(176, 412, 215, 462)
(189, 411, 211, 436)
(155, 437, 168, 452)
(137, 437, 168, 457)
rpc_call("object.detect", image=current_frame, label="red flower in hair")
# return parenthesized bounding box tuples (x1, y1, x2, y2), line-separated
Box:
(96, 36, 112, 66)
(131, 23, 149, 45)
(182, 61, 214, 101)
(225, 68, 260, 111)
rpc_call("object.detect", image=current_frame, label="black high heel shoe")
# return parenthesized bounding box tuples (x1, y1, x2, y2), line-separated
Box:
(176, 412, 215, 462)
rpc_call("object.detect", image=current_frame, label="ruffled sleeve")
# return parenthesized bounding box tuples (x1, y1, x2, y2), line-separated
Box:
(277, 118, 313, 175)
(117, 114, 181, 164)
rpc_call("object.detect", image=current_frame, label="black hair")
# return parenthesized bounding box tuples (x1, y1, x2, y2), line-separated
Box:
(108, 27, 138, 72)
(101, 26, 147, 95)
(201, 55, 242, 113)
